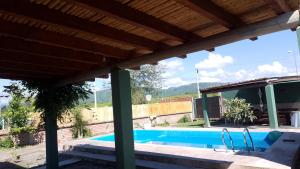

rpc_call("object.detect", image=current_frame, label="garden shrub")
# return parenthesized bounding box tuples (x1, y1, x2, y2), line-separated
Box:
(0, 137, 14, 148)
(177, 115, 191, 123)
(224, 98, 256, 125)
(71, 108, 92, 138)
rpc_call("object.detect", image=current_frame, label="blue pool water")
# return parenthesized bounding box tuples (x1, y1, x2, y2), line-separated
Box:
(91, 129, 282, 152)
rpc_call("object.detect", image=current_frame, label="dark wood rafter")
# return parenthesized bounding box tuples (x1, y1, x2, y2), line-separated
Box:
(0, 70, 60, 79)
(265, 0, 291, 15)
(250, 37, 258, 41)
(0, 0, 167, 51)
(0, 35, 105, 64)
(175, 0, 245, 28)
(0, 21, 130, 59)
(0, 73, 53, 81)
(0, 61, 75, 75)
(70, 0, 201, 42)
(0, 50, 94, 71)
(0, 62, 68, 76)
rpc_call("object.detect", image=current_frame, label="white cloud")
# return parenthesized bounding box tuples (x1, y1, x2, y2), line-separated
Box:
(257, 61, 287, 74)
(198, 69, 225, 77)
(159, 59, 187, 88)
(163, 77, 190, 88)
(159, 60, 184, 71)
(234, 69, 247, 80)
(195, 53, 234, 70)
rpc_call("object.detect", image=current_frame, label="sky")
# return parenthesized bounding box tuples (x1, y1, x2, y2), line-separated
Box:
(0, 29, 299, 105)
(158, 29, 300, 88)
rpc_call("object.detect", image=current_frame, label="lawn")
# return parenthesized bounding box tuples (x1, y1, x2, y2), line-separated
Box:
(174, 119, 205, 128)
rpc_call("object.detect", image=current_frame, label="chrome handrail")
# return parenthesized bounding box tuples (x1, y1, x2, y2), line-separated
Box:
(222, 128, 234, 152)
(243, 128, 255, 152)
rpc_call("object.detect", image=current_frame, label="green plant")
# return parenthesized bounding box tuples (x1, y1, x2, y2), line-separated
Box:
(9, 126, 36, 136)
(177, 115, 191, 123)
(71, 108, 91, 138)
(0, 137, 14, 148)
(21, 81, 91, 122)
(3, 83, 33, 129)
(157, 120, 170, 127)
(224, 98, 257, 125)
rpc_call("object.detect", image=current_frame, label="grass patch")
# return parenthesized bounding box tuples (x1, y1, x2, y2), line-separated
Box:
(175, 119, 205, 128)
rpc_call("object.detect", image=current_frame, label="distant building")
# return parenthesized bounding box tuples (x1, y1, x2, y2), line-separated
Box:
(197, 76, 300, 128)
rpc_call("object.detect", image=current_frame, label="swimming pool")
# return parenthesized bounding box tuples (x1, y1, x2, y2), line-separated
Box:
(91, 129, 282, 152)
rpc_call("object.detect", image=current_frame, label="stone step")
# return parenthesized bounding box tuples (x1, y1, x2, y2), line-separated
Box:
(63, 151, 202, 169)
(64, 145, 272, 169)
(64, 145, 231, 169)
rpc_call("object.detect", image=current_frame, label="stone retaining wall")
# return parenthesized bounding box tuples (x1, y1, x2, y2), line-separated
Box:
(0, 112, 191, 144)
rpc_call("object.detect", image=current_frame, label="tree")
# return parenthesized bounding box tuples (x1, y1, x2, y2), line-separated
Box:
(224, 98, 257, 125)
(130, 64, 164, 104)
(2, 83, 34, 146)
(3, 83, 33, 129)
(21, 81, 91, 121)
(20, 81, 91, 169)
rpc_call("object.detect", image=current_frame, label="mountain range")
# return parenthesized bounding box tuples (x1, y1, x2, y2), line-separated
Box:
(84, 82, 223, 103)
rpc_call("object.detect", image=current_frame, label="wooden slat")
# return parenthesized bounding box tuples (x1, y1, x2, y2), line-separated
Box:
(265, 0, 291, 15)
(0, 49, 94, 71)
(175, 0, 245, 28)
(71, 0, 200, 42)
(0, 0, 164, 51)
(0, 61, 76, 75)
(0, 62, 69, 76)
(0, 35, 104, 64)
(0, 70, 60, 80)
(275, 0, 291, 12)
(0, 21, 130, 59)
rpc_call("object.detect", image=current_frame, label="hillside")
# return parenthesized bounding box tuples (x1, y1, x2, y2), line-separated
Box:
(84, 82, 223, 103)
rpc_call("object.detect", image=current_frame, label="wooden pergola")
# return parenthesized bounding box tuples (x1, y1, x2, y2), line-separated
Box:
(0, 0, 299, 169)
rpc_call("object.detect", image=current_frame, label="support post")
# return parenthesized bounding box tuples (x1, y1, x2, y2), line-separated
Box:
(296, 26, 300, 54)
(265, 84, 279, 129)
(45, 111, 59, 169)
(111, 69, 135, 169)
(202, 93, 211, 127)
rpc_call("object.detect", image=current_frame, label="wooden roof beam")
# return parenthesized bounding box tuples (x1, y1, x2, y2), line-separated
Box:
(0, 71, 60, 80)
(175, 0, 245, 28)
(56, 10, 300, 86)
(0, 62, 69, 76)
(0, 60, 76, 75)
(0, 21, 130, 59)
(0, 73, 55, 81)
(0, 35, 105, 64)
(0, 50, 94, 71)
(0, 0, 165, 51)
(265, 0, 291, 15)
(250, 37, 258, 41)
(71, 0, 200, 42)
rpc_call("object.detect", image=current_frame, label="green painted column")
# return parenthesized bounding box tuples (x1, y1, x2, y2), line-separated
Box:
(296, 27, 300, 53)
(265, 84, 279, 129)
(202, 93, 211, 127)
(111, 68, 135, 169)
(45, 111, 59, 169)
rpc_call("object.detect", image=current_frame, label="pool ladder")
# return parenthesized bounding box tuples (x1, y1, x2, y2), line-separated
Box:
(221, 128, 235, 152)
(243, 127, 255, 153)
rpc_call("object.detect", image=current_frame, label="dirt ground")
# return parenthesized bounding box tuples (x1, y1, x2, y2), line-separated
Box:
(0, 144, 71, 169)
